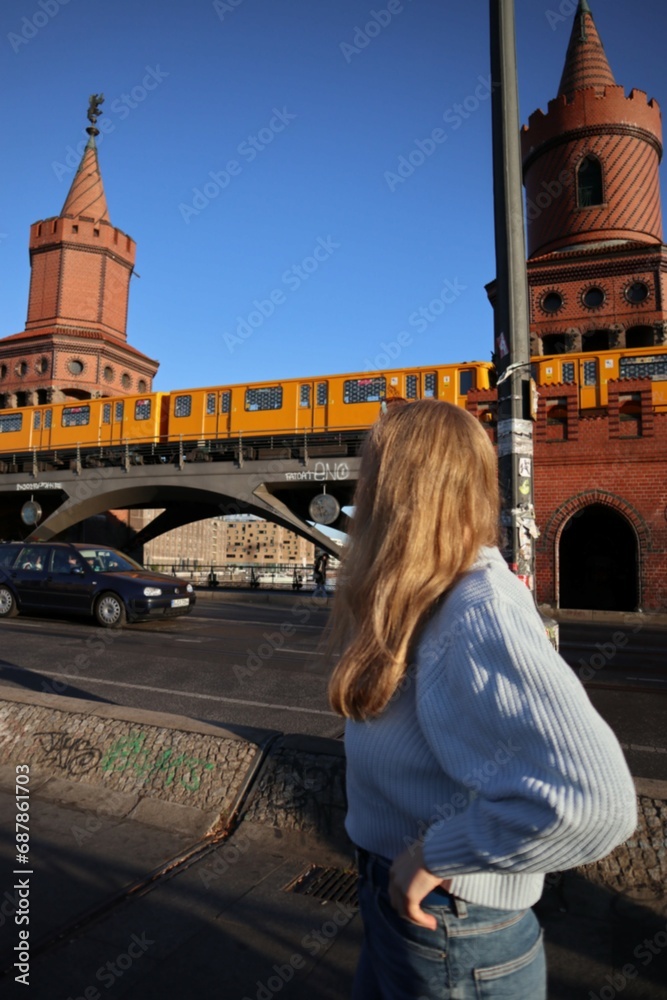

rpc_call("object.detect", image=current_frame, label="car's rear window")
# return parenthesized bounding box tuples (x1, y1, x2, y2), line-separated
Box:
(0, 545, 20, 569)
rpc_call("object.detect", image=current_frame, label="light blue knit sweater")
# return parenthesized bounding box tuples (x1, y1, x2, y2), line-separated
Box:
(344, 547, 637, 909)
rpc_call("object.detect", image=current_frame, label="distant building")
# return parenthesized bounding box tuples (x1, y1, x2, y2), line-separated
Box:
(129, 511, 317, 570)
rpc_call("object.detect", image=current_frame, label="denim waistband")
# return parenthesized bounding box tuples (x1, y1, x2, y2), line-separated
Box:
(355, 846, 468, 917)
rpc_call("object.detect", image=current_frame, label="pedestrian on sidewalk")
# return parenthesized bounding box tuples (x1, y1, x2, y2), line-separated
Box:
(313, 550, 329, 597)
(327, 399, 637, 1000)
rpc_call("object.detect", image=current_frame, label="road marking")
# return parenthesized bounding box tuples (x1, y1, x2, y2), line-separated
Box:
(189, 615, 324, 631)
(174, 639, 204, 643)
(620, 742, 667, 754)
(627, 677, 665, 683)
(31, 669, 337, 716)
(280, 647, 326, 656)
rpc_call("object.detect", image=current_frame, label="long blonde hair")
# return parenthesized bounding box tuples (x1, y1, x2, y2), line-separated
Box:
(327, 399, 499, 721)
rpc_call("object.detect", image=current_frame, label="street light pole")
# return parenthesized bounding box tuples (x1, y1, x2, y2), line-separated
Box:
(489, 0, 537, 591)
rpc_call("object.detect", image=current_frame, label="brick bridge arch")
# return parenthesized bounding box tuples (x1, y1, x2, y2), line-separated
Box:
(541, 491, 651, 611)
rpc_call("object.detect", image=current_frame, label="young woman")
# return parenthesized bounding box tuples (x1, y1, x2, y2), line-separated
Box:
(328, 399, 637, 1000)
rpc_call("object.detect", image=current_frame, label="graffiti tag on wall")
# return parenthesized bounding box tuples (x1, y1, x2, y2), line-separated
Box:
(100, 732, 215, 791)
(36, 732, 102, 776)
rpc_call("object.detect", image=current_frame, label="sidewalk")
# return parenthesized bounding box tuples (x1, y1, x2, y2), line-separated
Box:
(0, 691, 666, 1000)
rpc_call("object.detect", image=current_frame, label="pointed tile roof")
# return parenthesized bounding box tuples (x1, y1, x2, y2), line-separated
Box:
(558, 0, 616, 100)
(61, 131, 110, 223)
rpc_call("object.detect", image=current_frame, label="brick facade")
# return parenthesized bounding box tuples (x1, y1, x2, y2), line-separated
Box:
(481, 2, 667, 612)
(0, 122, 158, 409)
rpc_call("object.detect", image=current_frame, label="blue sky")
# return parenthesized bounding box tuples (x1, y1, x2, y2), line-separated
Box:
(2, 0, 666, 393)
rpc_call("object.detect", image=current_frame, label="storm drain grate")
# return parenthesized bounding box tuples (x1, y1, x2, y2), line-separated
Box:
(283, 865, 358, 908)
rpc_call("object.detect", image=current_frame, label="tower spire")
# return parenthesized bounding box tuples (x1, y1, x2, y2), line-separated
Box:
(61, 94, 110, 223)
(558, 1, 615, 100)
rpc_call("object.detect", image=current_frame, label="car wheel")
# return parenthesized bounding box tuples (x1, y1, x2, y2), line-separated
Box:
(0, 585, 18, 618)
(94, 592, 127, 628)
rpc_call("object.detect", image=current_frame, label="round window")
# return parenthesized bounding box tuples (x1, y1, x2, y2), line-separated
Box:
(542, 291, 563, 314)
(16, 361, 28, 377)
(137, 379, 147, 393)
(0, 364, 6, 380)
(121, 373, 132, 389)
(68, 359, 84, 375)
(36, 356, 49, 374)
(625, 281, 649, 304)
(582, 286, 605, 309)
(104, 366, 114, 382)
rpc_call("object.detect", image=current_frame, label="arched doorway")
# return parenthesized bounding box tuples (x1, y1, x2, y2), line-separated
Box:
(559, 504, 639, 610)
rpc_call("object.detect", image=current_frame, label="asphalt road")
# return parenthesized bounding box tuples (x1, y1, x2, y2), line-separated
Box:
(0, 596, 664, 776)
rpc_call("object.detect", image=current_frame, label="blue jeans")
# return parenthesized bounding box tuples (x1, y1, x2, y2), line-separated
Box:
(352, 850, 546, 1000)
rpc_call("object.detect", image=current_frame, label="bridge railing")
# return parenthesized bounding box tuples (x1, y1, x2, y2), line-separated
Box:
(0, 428, 368, 477)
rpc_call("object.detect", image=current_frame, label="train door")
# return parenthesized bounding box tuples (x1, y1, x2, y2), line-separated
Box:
(30, 408, 54, 451)
(313, 380, 329, 431)
(218, 390, 232, 439)
(296, 382, 315, 432)
(578, 357, 601, 408)
(101, 400, 127, 447)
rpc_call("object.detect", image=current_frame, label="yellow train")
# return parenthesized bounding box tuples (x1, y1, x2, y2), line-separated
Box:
(0, 361, 491, 463)
(0, 346, 665, 467)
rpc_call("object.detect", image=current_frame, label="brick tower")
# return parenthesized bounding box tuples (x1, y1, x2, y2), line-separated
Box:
(0, 97, 158, 409)
(519, 0, 667, 356)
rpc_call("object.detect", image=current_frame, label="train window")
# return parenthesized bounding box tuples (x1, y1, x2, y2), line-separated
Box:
(406, 374, 418, 399)
(343, 377, 386, 404)
(300, 385, 311, 408)
(583, 361, 598, 386)
(206, 393, 216, 416)
(424, 373, 436, 398)
(62, 405, 90, 428)
(102, 404, 111, 425)
(245, 386, 283, 411)
(115, 402, 124, 421)
(33, 411, 41, 430)
(459, 370, 475, 395)
(561, 362, 575, 383)
(0, 414, 22, 433)
(174, 395, 192, 418)
(316, 382, 327, 406)
(135, 399, 151, 421)
(44, 410, 52, 429)
(221, 391, 231, 414)
(620, 356, 667, 381)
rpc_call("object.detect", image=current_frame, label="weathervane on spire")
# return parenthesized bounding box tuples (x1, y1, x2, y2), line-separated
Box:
(86, 93, 104, 136)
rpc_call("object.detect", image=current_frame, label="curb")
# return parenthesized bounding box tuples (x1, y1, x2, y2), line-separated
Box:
(539, 605, 667, 627)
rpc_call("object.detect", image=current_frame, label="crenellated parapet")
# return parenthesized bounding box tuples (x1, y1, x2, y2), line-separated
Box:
(522, 86, 663, 167)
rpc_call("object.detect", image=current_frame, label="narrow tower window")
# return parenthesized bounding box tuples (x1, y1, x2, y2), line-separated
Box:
(577, 156, 603, 207)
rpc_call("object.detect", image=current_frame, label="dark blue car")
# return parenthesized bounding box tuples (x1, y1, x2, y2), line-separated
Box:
(0, 542, 195, 627)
